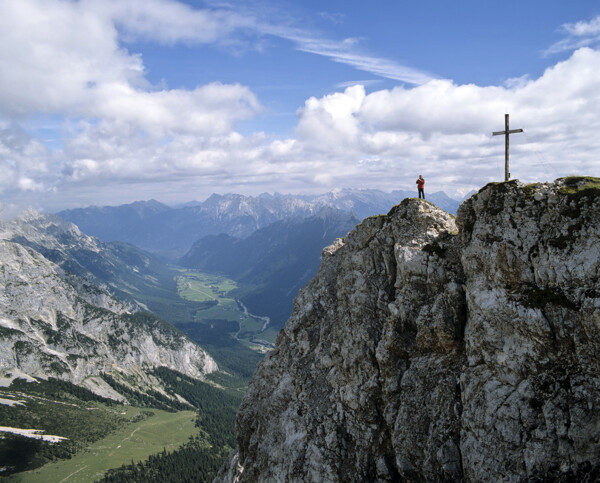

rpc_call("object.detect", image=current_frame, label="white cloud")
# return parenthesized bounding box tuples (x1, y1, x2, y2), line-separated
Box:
(0, 203, 28, 221)
(17, 177, 45, 192)
(5, 45, 600, 208)
(0, 0, 139, 116)
(86, 0, 256, 45)
(92, 82, 260, 137)
(287, 47, 600, 195)
(0, 0, 419, 141)
(1, 1, 599, 210)
(0, 124, 52, 194)
(562, 16, 600, 37)
(0, 0, 260, 134)
(283, 33, 434, 85)
(544, 15, 600, 55)
(295, 85, 366, 148)
(95, 0, 434, 84)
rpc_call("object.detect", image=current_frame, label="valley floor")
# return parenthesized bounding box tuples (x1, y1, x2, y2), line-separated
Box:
(175, 269, 278, 350)
(5, 407, 199, 483)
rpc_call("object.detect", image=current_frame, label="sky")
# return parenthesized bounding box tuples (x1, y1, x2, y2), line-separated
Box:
(1, 0, 600, 212)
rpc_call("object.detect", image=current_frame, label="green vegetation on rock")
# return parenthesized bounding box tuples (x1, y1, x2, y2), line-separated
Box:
(560, 176, 600, 203)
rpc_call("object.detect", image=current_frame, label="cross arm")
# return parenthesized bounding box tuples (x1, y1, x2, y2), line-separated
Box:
(493, 128, 524, 136)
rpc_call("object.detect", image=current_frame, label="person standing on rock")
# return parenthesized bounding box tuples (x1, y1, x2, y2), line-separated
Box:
(416, 175, 425, 199)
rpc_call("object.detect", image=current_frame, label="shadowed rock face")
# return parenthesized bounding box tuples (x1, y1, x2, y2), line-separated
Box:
(216, 178, 600, 482)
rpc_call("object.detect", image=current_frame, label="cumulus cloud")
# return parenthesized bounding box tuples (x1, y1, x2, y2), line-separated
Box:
(0, 0, 599, 210)
(0, 0, 260, 133)
(0, 123, 53, 194)
(5, 45, 600, 208)
(0, 0, 265, 208)
(288, 48, 600, 195)
(91, 82, 260, 137)
(89, 0, 255, 45)
(296, 86, 366, 148)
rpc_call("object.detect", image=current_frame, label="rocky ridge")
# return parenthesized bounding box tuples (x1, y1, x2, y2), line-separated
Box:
(0, 212, 217, 400)
(0, 209, 168, 309)
(216, 177, 600, 482)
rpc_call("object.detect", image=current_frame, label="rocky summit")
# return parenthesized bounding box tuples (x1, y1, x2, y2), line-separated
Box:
(216, 177, 600, 482)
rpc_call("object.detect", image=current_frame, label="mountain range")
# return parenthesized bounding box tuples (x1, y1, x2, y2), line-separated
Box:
(55, 189, 459, 331)
(3, 177, 598, 480)
(179, 207, 360, 329)
(57, 189, 461, 257)
(0, 187, 459, 479)
(0, 209, 250, 478)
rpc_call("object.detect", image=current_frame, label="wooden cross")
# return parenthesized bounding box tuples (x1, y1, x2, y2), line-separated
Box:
(493, 114, 523, 181)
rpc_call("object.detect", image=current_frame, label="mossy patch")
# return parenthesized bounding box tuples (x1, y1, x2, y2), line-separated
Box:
(522, 183, 538, 199)
(478, 179, 519, 194)
(559, 176, 600, 203)
(548, 221, 583, 249)
(562, 175, 600, 187)
(420, 199, 438, 209)
(475, 181, 520, 216)
(559, 204, 581, 219)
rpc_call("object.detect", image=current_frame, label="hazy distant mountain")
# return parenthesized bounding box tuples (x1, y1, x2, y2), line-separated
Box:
(57, 199, 171, 245)
(57, 190, 460, 258)
(308, 188, 460, 219)
(179, 208, 360, 329)
(58, 194, 319, 257)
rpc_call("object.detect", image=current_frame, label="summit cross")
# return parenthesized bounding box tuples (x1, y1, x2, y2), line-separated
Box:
(493, 113, 524, 182)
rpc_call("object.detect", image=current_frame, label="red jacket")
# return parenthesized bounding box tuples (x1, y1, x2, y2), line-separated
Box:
(416, 178, 425, 189)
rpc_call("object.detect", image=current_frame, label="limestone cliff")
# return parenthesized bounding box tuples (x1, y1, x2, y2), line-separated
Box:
(0, 212, 218, 400)
(216, 177, 600, 482)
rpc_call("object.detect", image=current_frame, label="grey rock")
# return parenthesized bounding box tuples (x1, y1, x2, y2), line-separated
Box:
(216, 178, 600, 482)
(0, 212, 217, 398)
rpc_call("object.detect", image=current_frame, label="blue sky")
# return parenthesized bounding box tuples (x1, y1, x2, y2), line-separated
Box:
(1, 0, 599, 212)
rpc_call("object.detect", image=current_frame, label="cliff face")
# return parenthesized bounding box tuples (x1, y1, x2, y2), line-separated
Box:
(0, 212, 218, 400)
(216, 178, 600, 482)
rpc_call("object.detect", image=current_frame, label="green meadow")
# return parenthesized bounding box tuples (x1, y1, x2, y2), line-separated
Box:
(177, 272, 237, 302)
(176, 270, 277, 348)
(8, 408, 199, 483)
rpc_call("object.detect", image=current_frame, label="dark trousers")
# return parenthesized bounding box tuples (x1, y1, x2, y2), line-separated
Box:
(418, 188, 425, 199)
